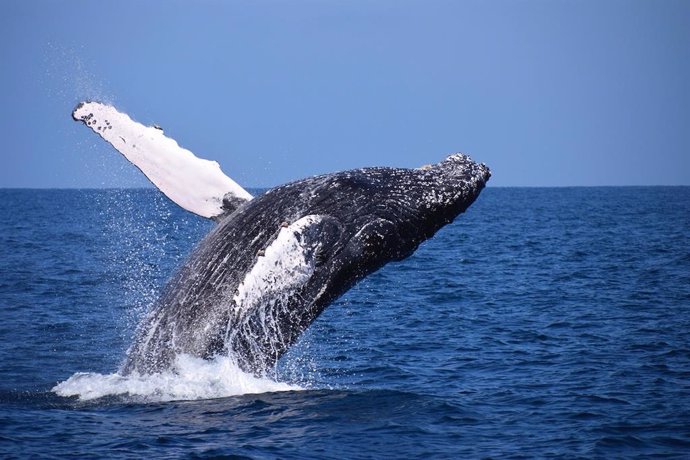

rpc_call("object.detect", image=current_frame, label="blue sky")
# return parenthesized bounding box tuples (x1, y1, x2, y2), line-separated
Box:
(1, 0, 688, 188)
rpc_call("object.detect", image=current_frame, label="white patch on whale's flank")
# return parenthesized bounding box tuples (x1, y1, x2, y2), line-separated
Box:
(224, 215, 325, 368)
(233, 215, 322, 315)
(72, 101, 252, 219)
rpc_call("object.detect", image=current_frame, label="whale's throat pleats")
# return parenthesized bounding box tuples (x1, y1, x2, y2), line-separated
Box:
(72, 101, 253, 219)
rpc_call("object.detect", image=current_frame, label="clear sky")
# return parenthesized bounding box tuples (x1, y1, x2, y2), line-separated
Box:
(1, 0, 688, 188)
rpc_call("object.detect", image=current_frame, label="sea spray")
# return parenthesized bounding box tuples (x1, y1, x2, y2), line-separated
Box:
(53, 354, 301, 402)
(95, 189, 210, 353)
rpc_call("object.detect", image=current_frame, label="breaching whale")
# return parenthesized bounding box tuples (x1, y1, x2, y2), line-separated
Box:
(73, 102, 491, 376)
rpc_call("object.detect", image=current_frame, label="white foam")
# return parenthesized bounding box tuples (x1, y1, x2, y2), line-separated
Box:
(72, 102, 253, 219)
(52, 354, 301, 402)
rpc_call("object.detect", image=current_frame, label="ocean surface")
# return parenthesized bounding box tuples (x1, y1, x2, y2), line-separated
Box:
(1, 187, 689, 458)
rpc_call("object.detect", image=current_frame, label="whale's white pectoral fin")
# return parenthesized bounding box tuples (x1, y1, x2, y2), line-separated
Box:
(72, 101, 253, 219)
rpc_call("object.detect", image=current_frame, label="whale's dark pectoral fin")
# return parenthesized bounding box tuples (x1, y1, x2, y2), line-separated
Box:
(234, 215, 342, 309)
(72, 101, 252, 220)
(230, 215, 343, 353)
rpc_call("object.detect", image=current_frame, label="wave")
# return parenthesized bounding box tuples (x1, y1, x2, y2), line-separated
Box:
(52, 354, 301, 402)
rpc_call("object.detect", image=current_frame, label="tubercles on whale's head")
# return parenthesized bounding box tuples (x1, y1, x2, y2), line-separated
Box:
(410, 152, 491, 225)
(429, 153, 491, 192)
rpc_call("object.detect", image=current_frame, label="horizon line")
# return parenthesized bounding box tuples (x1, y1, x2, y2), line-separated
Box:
(2, 184, 689, 191)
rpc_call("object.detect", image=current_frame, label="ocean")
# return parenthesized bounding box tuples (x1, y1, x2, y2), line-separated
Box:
(1, 187, 689, 458)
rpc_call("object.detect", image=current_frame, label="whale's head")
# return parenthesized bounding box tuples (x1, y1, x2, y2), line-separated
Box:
(283, 153, 491, 297)
(327, 153, 490, 258)
(404, 153, 491, 242)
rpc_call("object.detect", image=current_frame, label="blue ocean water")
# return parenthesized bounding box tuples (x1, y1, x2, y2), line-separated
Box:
(1, 187, 689, 458)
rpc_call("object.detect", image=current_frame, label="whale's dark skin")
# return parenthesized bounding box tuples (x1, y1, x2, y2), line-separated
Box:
(122, 154, 490, 376)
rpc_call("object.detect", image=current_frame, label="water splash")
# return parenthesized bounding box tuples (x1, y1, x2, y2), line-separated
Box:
(43, 43, 115, 106)
(52, 354, 301, 402)
(53, 191, 303, 402)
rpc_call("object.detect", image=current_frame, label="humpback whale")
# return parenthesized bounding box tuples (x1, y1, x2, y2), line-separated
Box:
(73, 102, 490, 376)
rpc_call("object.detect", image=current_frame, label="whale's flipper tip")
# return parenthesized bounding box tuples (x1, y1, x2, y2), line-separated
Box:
(71, 101, 252, 220)
(71, 102, 85, 121)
